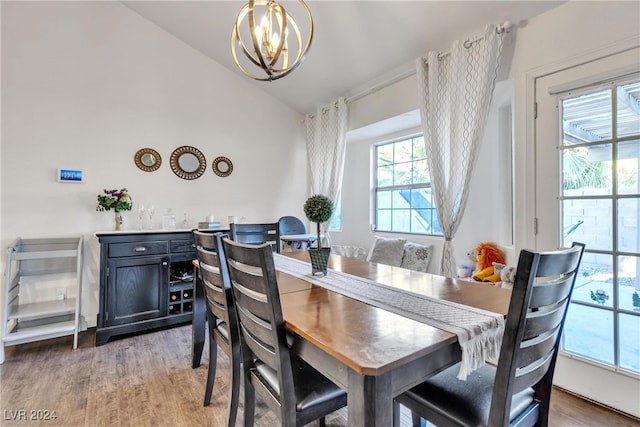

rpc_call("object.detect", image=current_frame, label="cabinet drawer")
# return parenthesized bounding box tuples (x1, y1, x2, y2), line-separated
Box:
(171, 239, 195, 253)
(108, 241, 168, 258)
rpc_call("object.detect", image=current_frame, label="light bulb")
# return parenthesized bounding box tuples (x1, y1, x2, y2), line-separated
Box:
(254, 25, 263, 46)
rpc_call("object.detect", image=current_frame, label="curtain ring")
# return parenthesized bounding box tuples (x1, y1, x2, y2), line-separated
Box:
(463, 39, 472, 49)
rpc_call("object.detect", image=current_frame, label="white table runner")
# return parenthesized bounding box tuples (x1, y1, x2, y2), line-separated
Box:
(274, 254, 505, 379)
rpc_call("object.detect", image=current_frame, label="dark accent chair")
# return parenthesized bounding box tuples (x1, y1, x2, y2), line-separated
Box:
(221, 238, 347, 427)
(229, 222, 281, 254)
(394, 242, 585, 427)
(193, 231, 240, 427)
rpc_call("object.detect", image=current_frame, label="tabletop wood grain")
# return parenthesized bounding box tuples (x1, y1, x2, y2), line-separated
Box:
(277, 252, 511, 376)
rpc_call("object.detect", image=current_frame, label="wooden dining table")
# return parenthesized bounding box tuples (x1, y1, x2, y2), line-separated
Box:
(192, 252, 511, 426)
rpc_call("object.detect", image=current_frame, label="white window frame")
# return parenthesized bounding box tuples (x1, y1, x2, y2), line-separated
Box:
(373, 134, 442, 236)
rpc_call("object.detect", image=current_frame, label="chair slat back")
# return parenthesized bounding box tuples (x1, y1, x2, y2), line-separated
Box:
(222, 238, 292, 379)
(230, 222, 281, 253)
(222, 237, 346, 427)
(521, 301, 567, 341)
(489, 242, 585, 427)
(199, 254, 229, 321)
(193, 230, 218, 252)
(193, 231, 235, 324)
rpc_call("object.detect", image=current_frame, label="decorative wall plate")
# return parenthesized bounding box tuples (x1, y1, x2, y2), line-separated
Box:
(212, 156, 233, 177)
(134, 148, 162, 172)
(170, 146, 207, 180)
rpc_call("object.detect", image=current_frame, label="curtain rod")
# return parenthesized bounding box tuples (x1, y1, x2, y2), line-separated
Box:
(344, 21, 512, 105)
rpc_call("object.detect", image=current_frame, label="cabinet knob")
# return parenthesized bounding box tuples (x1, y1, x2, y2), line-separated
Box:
(134, 247, 147, 252)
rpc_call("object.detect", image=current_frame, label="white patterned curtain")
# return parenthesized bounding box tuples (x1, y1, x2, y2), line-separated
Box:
(416, 24, 504, 277)
(304, 97, 348, 246)
(305, 97, 348, 202)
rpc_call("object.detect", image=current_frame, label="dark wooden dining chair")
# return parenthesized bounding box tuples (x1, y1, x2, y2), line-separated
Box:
(193, 231, 240, 427)
(229, 222, 281, 253)
(394, 242, 585, 427)
(221, 238, 347, 427)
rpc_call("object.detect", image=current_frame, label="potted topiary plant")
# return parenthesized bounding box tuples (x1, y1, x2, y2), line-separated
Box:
(303, 194, 334, 275)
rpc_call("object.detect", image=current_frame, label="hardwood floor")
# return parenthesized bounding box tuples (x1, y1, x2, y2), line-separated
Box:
(1, 325, 637, 426)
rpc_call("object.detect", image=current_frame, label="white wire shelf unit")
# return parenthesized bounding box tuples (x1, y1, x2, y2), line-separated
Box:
(2, 236, 84, 363)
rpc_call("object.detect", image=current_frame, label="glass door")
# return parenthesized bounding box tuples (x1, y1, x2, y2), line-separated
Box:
(535, 47, 640, 417)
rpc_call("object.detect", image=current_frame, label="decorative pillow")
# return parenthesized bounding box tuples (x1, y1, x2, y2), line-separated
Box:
(400, 242, 434, 273)
(367, 237, 407, 267)
(332, 245, 368, 260)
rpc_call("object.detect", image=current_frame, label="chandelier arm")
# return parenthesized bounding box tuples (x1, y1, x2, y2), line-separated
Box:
(234, 28, 263, 70)
(248, 1, 274, 77)
(232, 5, 265, 70)
(231, 26, 273, 81)
(267, 3, 286, 69)
(299, 0, 314, 59)
(268, 10, 302, 72)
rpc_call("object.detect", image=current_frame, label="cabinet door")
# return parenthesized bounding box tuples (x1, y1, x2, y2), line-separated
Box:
(106, 255, 169, 326)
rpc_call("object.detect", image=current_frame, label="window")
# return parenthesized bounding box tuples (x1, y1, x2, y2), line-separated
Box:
(328, 195, 341, 231)
(559, 79, 640, 375)
(375, 135, 441, 235)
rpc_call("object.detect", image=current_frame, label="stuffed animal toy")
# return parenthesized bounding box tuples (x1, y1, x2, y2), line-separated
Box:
(492, 262, 505, 279)
(471, 242, 506, 282)
(500, 265, 516, 283)
(497, 264, 516, 289)
(457, 248, 477, 278)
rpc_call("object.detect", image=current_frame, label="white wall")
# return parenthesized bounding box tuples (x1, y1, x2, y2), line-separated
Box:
(1, 1, 307, 327)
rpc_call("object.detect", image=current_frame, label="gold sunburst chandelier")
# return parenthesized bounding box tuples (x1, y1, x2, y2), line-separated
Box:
(231, 0, 314, 81)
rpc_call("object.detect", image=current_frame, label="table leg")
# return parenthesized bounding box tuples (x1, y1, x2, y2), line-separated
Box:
(191, 267, 206, 369)
(347, 370, 393, 427)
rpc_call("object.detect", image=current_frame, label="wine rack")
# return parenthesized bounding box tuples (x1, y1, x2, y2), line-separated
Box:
(169, 261, 194, 316)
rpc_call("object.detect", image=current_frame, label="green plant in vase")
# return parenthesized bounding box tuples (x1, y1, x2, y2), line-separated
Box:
(303, 194, 334, 275)
(96, 188, 132, 231)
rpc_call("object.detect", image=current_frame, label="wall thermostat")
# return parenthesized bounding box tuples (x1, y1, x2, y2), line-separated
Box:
(57, 168, 84, 183)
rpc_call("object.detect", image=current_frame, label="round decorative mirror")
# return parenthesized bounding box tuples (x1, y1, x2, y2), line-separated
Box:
(134, 148, 162, 172)
(212, 156, 234, 177)
(170, 146, 206, 180)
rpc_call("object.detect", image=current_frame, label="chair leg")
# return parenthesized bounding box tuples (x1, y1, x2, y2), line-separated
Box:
(203, 315, 218, 406)
(244, 377, 255, 427)
(393, 402, 422, 427)
(393, 401, 401, 427)
(226, 345, 241, 427)
(411, 411, 422, 427)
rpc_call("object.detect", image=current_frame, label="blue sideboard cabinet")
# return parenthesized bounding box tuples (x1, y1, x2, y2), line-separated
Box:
(95, 230, 196, 346)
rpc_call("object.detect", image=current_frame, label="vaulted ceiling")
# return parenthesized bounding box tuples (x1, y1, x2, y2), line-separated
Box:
(122, 1, 566, 115)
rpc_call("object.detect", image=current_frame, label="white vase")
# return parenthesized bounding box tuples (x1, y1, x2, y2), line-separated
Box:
(114, 211, 123, 231)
